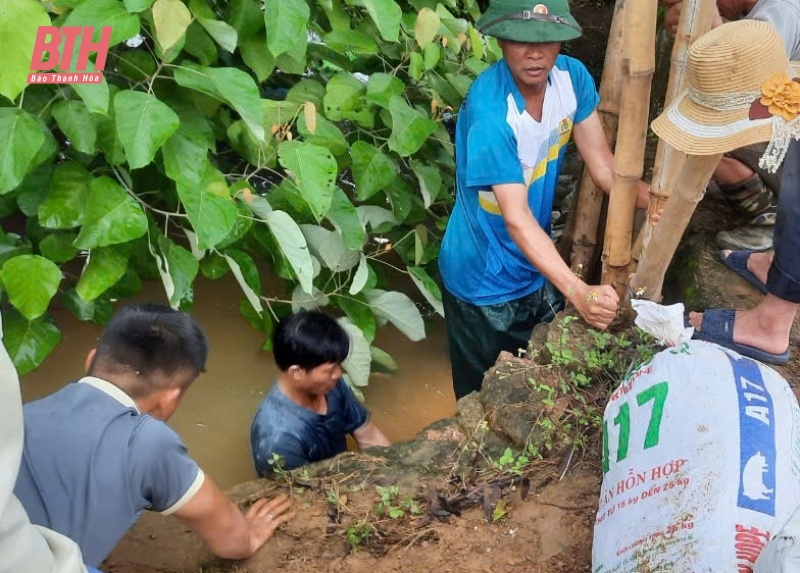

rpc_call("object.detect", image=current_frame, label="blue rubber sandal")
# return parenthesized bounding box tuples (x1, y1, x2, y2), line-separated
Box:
(718, 250, 768, 294)
(691, 308, 790, 365)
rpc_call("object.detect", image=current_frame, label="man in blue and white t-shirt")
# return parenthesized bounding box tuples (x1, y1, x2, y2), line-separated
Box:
(439, 0, 652, 399)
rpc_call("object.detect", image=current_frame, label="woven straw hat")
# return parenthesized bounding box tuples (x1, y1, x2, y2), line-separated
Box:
(652, 19, 800, 170)
(476, 0, 582, 44)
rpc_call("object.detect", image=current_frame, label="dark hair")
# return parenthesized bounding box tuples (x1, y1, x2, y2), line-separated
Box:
(89, 303, 208, 396)
(272, 311, 350, 371)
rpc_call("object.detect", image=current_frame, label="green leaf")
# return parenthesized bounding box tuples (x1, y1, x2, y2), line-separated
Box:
(292, 283, 329, 311)
(240, 36, 275, 82)
(38, 162, 91, 229)
(229, 0, 265, 42)
(370, 346, 397, 371)
(0, 109, 44, 194)
(39, 233, 79, 263)
(277, 141, 337, 222)
(173, 63, 265, 141)
(265, 0, 309, 58)
(64, 0, 141, 46)
(2, 255, 62, 320)
(224, 250, 263, 315)
(151, 234, 198, 308)
(350, 141, 396, 201)
(176, 164, 238, 250)
(162, 128, 209, 184)
(3, 311, 61, 375)
(71, 56, 110, 115)
(323, 30, 378, 55)
(95, 104, 126, 164)
(409, 52, 424, 81)
(287, 79, 326, 106)
(340, 318, 371, 387)
(262, 210, 314, 294)
(414, 7, 440, 48)
(114, 90, 180, 169)
(365, 289, 425, 341)
(152, 0, 193, 51)
(74, 177, 147, 249)
(337, 293, 376, 341)
(356, 205, 398, 232)
(190, 0, 238, 53)
(446, 72, 473, 98)
(300, 224, 360, 272)
(323, 73, 371, 127)
(388, 96, 437, 156)
(124, 0, 155, 12)
(366, 73, 405, 108)
(468, 24, 484, 59)
(411, 159, 442, 208)
(76, 244, 129, 302)
(423, 42, 440, 70)
(298, 112, 348, 156)
(408, 266, 443, 316)
(327, 188, 365, 250)
(184, 22, 218, 66)
(52, 100, 97, 154)
(63, 287, 113, 324)
(16, 165, 51, 217)
(348, 253, 369, 296)
(361, 0, 402, 42)
(0, 0, 51, 101)
(261, 99, 300, 134)
(0, 234, 32, 267)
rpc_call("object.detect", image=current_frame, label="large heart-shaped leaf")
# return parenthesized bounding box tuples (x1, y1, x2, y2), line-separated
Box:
(366, 73, 405, 108)
(408, 266, 444, 317)
(176, 165, 238, 250)
(350, 141, 396, 201)
(0, 109, 44, 194)
(411, 159, 442, 208)
(277, 141, 337, 222)
(52, 100, 97, 154)
(2, 255, 62, 320)
(339, 318, 371, 387)
(64, 0, 141, 46)
(38, 162, 91, 229)
(264, 0, 309, 58)
(74, 176, 147, 249)
(364, 288, 425, 341)
(327, 188, 365, 250)
(414, 7, 440, 48)
(3, 311, 61, 375)
(224, 249, 263, 315)
(152, 0, 192, 51)
(361, 0, 402, 42)
(76, 244, 129, 302)
(0, 0, 51, 102)
(115, 90, 180, 169)
(262, 210, 314, 294)
(190, 0, 238, 52)
(173, 63, 265, 141)
(388, 96, 437, 156)
(301, 224, 360, 272)
(162, 128, 209, 185)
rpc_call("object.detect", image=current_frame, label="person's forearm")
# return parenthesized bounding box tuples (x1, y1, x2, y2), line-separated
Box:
(201, 503, 254, 560)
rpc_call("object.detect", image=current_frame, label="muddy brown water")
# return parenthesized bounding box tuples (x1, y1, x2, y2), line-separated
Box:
(20, 275, 455, 489)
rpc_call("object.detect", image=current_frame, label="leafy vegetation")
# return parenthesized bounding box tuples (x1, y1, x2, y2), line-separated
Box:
(1, 0, 501, 386)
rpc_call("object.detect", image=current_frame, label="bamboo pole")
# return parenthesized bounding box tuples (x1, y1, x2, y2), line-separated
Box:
(562, 0, 627, 280)
(600, 0, 657, 293)
(629, 153, 722, 300)
(631, 0, 717, 264)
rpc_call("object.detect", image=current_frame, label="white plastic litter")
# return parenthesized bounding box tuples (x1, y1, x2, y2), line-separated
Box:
(593, 340, 800, 573)
(754, 504, 800, 572)
(631, 299, 694, 347)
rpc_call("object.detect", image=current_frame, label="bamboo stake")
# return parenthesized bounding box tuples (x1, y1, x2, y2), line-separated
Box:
(563, 0, 627, 280)
(600, 0, 657, 293)
(631, 0, 717, 264)
(629, 153, 722, 300)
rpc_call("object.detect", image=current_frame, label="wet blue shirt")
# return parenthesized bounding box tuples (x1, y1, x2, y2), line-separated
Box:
(250, 379, 369, 474)
(439, 56, 599, 305)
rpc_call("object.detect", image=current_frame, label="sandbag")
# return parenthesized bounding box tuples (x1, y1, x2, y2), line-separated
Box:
(592, 340, 800, 573)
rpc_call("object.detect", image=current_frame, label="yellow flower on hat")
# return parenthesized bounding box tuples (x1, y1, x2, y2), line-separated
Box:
(760, 72, 800, 121)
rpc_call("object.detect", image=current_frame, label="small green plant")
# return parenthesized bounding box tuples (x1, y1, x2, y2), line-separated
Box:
(374, 485, 423, 519)
(492, 447, 531, 476)
(346, 520, 374, 549)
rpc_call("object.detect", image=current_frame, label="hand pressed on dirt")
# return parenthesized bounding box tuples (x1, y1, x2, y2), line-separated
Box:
(569, 282, 619, 330)
(246, 495, 294, 554)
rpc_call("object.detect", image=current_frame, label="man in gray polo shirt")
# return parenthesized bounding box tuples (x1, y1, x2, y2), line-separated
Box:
(14, 303, 293, 567)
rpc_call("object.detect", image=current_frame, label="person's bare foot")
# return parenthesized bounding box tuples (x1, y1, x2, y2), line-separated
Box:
(720, 249, 773, 286)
